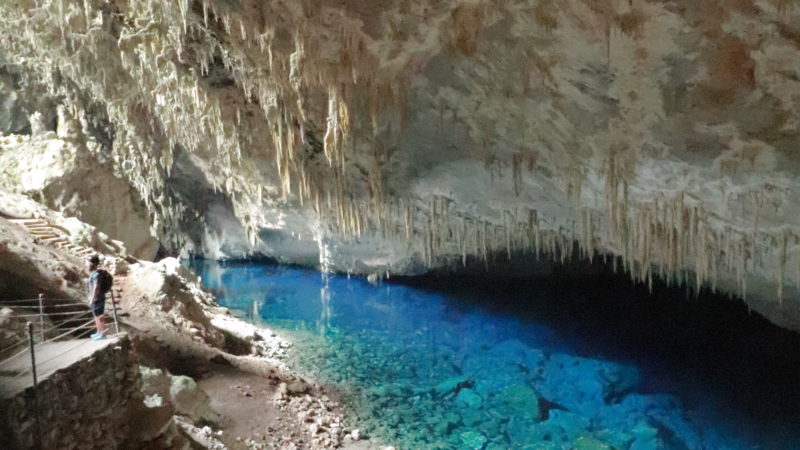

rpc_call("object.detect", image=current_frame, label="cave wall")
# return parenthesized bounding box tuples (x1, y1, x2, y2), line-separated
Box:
(0, 1, 799, 329)
(0, 130, 160, 260)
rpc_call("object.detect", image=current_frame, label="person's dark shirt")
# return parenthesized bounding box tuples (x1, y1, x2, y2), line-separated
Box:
(87, 270, 105, 304)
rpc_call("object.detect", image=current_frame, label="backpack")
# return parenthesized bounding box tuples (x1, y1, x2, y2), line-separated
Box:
(97, 269, 113, 296)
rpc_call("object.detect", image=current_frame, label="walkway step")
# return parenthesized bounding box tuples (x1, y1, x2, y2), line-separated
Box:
(30, 231, 57, 236)
(40, 237, 67, 244)
(9, 217, 99, 261)
(9, 218, 45, 224)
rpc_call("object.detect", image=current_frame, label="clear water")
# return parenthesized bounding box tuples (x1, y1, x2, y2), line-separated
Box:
(191, 260, 800, 450)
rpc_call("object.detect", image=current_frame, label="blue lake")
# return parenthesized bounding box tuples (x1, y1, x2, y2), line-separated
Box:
(190, 260, 800, 450)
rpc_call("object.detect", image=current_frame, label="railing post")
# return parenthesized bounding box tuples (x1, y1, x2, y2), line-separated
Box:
(38, 293, 44, 342)
(27, 321, 41, 450)
(27, 322, 38, 388)
(111, 290, 120, 335)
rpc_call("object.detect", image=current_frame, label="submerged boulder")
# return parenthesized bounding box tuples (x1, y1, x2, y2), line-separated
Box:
(455, 388, 482, 410)
(460, 431, 487, 449)
(538, 354, 641, 414)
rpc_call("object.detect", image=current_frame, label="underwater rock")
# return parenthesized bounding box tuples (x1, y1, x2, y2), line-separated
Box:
(505, 415, 544, 446)
(598, 363, 641, 401)
(546, 410, 591, 442)
(435, 375, 471, 397)
(573, 435, 613, 450)
(593, 429, 634, 450)
(630, 420, 660, 450)
(523, 443, 564, 450)
(463, 340, 545, 390)
(538, 354, 641, 414)
(459, 431, 487, 449)
(499, 384, 542, 421)
(455, 388, 483, 410)
(605, 394, 699, 449)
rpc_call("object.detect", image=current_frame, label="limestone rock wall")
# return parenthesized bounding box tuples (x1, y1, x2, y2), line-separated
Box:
(0, 189, 138, 301)
(0, 131, 159, 260)
(0, 72, 29, 135)
(0, 1, 799, 330)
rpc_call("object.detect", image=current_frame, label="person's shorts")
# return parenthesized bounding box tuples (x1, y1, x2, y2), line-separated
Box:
(91, 300, 105, 317)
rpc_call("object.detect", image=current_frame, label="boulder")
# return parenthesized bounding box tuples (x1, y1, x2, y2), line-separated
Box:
(573, 436, 613, 450)
(169, 375, 216, 422)
(139, 366, 170, 399)
(435, 375, 470, 397)
(0, 307, 26, 349)
(455, 388, 482, 410)
(498, 384, 541, 422)
(129, 395, 175, 443)
(630, 421, 660, 450)
(459, 431, 487, 450)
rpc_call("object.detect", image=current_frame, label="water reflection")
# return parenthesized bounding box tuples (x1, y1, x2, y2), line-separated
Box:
(319, 273, 332, 335)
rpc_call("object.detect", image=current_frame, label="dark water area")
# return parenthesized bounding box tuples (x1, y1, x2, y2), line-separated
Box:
(190, 258, 800, 450)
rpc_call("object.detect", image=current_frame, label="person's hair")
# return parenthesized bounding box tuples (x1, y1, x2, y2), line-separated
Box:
(87, 254, 100, 266)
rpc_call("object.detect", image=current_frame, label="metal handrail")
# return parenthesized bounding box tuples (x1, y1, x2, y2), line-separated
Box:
(0, 299, 42, 304)
(11, 310, 93, 318)
(6, 303, 90, 309)
(1, 297, 93, 305)
(1, 290, 123, 397)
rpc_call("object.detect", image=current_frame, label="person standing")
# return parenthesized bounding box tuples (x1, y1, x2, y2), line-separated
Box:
(86, 254, 110, 340)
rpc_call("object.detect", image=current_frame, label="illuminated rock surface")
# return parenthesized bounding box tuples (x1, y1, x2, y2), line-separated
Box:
(0, 1, 799, 329)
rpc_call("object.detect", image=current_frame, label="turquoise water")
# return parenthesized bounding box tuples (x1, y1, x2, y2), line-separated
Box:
(191, 260, 800, 450)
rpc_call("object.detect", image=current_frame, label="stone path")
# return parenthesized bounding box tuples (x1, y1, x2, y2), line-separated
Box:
(0, 335, 122, 398)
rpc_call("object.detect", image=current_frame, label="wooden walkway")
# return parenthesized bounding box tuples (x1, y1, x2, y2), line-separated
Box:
(0, 215, 129, 399)
(0, 335, 122, 398)
(8, 217, 96, 258)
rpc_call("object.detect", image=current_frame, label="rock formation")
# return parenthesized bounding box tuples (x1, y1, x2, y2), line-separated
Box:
(0, 1, 798, 330)
(0, 123, 159, 260)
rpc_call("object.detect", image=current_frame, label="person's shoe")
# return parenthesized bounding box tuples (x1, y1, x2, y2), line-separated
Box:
(91, 333, 106, 340)
(90, 332, 100, 339)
